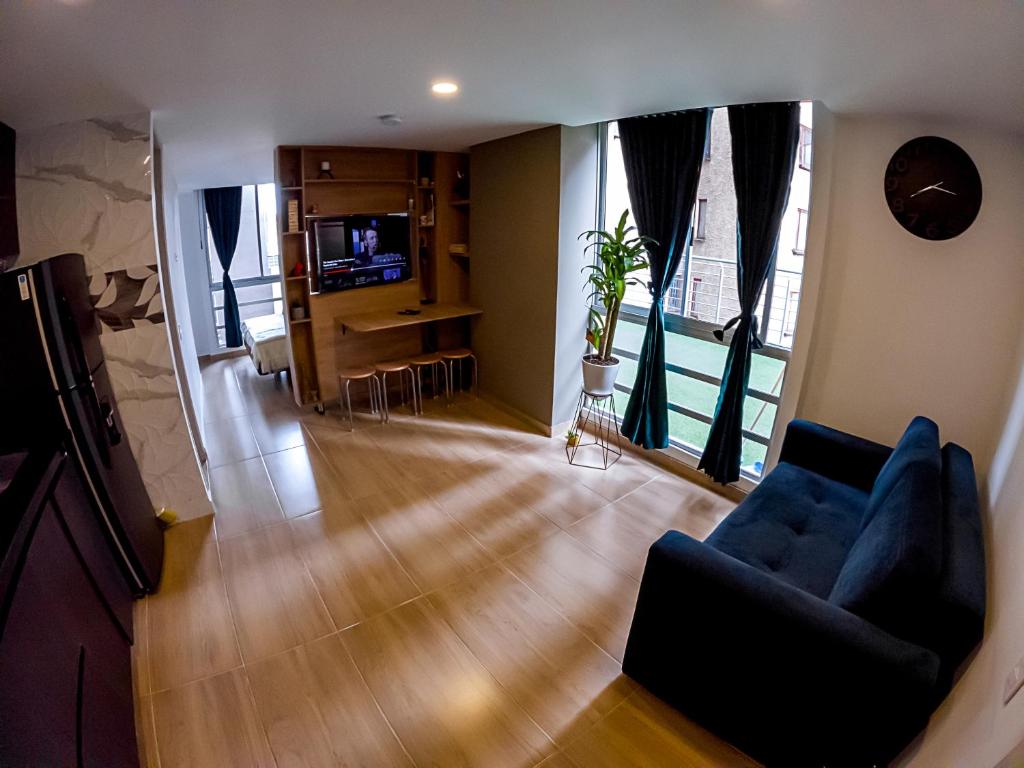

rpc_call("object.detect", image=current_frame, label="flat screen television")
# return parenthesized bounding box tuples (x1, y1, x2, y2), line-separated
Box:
(311, 212, 411, 293)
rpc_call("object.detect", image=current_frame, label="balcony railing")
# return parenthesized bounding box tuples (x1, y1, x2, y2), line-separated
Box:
(623, 255, 802, 351)
(613, 255, 802, 477)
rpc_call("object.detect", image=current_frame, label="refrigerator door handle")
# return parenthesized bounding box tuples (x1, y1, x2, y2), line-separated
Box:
(99, 399, 123, 446)
(56, 295, 93, 385)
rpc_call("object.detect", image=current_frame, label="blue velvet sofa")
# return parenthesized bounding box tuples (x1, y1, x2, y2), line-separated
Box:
(622, 417, 986, 768)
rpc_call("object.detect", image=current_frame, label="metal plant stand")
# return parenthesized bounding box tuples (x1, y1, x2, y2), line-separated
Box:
(566, 389, 622, 470)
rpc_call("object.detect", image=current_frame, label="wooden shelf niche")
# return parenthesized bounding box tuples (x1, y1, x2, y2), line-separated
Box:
(274, 144, 471, 407)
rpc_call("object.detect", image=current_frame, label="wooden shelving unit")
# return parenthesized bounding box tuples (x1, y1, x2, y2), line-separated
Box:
(274, 144, 470, 408)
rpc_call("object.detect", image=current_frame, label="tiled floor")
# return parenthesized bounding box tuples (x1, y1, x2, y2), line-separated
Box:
(132, 356, 757, 768)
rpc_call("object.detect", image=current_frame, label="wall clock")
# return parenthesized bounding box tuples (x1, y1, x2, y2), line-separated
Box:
(883, 136, 982, 241)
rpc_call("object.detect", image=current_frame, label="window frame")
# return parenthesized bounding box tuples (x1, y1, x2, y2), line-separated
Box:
(798, 124, 812, 171)
(201, 185, 282, 348)
(694, 198, 708, 241)
(793, 207, 808, 255)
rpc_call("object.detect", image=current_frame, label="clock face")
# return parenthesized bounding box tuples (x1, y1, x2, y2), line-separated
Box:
(883, 136, 982, 241)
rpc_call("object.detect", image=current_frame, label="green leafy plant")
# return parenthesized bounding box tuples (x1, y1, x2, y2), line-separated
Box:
(579, 209, 655, 361)
(566, 428, 580, 446)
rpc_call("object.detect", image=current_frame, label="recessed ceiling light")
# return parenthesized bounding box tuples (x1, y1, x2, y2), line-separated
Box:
(431, 81, 459, 96)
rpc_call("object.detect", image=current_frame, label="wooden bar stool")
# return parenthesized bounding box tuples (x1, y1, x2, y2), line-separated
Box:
(409, 352, 450, 406)
(374, 359, 419, 420)
(337, 366, 384, 431)
(440, 348, 477, 399)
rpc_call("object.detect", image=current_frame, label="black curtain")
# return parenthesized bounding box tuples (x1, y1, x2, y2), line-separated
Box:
(203, 186, 244, 348)
(619, 109, 711, 449)
(699, 101, 800, 483)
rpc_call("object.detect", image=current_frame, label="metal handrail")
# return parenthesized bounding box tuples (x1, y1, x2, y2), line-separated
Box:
(611, 383, 771, 448)
(611, 346, 780, 407)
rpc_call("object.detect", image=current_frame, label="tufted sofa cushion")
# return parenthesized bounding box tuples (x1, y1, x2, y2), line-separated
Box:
(704, 462, 868, 598)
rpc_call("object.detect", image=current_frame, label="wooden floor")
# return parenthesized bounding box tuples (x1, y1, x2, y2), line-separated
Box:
(132, 356, 758, 768)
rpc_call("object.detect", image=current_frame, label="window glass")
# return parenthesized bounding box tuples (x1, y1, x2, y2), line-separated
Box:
(257, 183, 280, 274)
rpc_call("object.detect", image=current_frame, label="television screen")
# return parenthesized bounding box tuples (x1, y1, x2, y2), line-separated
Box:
(313, 213, 411, 292)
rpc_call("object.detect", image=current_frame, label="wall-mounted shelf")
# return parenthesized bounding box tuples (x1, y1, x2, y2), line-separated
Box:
(289, 317, 312, 326)
(285, 275, 307, 282)
(282, 230, 305, 236)
(304, 178, 415, 185)
(281, 186, 303, 192)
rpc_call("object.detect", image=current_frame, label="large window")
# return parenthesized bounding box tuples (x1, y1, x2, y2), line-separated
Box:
(601, 103, 812, 477)
(203, 184, 281, 348)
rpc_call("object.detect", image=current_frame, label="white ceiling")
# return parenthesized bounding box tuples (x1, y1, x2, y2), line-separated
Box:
(2, 1, 1022, 190)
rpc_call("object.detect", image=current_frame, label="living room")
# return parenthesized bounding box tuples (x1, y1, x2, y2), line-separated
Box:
(1, 3, 1023, 767)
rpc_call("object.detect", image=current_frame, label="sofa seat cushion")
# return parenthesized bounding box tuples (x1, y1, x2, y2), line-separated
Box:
(705, 462, 868, 598)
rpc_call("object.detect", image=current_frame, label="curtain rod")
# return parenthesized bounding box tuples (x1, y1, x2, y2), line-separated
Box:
(626, 100, 801, 121)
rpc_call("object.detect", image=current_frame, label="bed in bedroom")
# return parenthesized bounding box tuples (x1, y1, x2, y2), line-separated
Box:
(241, 313, 289, 375)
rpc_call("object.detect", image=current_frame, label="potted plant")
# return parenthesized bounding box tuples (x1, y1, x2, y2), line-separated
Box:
(579, 209, 654, 396)
(566, 428, 581, 447)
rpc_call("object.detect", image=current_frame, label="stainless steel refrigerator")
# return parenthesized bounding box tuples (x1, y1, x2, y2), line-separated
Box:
(0, 253, 164, 595)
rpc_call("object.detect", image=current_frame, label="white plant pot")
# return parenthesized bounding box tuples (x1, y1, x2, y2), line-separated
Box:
(582, 355, 620, 397)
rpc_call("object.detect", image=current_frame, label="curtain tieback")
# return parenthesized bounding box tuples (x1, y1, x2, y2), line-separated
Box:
(713, 314, 764, 350)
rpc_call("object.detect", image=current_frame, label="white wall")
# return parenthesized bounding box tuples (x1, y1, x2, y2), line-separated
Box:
(796, 115, 1024, 479)
(552, 124, 599, 427)
(154, 146, 206, 461)
(177, 190, 218, 356)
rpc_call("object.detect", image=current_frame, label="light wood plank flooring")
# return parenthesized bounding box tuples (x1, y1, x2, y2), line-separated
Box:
(132, 357, 757, 767)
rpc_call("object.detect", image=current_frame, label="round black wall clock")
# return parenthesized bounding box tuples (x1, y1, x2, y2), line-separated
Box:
(883, 136, 982, 241)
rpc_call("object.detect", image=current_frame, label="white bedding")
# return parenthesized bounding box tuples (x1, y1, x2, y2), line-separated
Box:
(241, 313, 289, 375)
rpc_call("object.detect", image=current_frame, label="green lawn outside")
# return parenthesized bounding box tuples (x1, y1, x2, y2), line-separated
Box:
(611, 319, 786, 472)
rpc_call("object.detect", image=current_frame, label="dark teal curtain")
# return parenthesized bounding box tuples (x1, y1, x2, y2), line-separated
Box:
(619, 109, 711, 449)
(203, 186, 244, 348)
(699, 102, 800, 483)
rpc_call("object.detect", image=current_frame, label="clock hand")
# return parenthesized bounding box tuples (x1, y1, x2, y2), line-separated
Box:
(909, 181, 954, 198)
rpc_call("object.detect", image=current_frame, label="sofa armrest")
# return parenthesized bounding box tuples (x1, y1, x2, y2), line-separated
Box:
(779, 418, 893, 492)
(623, 531, 939, 766)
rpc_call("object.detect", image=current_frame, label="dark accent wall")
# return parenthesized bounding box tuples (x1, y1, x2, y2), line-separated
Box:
(470, 127, 563, 425)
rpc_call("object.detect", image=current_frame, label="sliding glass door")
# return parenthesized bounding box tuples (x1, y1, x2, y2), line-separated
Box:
(601, 103, 812, 478)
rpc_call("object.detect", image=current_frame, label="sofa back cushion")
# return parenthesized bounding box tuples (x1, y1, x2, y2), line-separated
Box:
(828, 417, 943, 644)
(859, 417, 941, 531)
